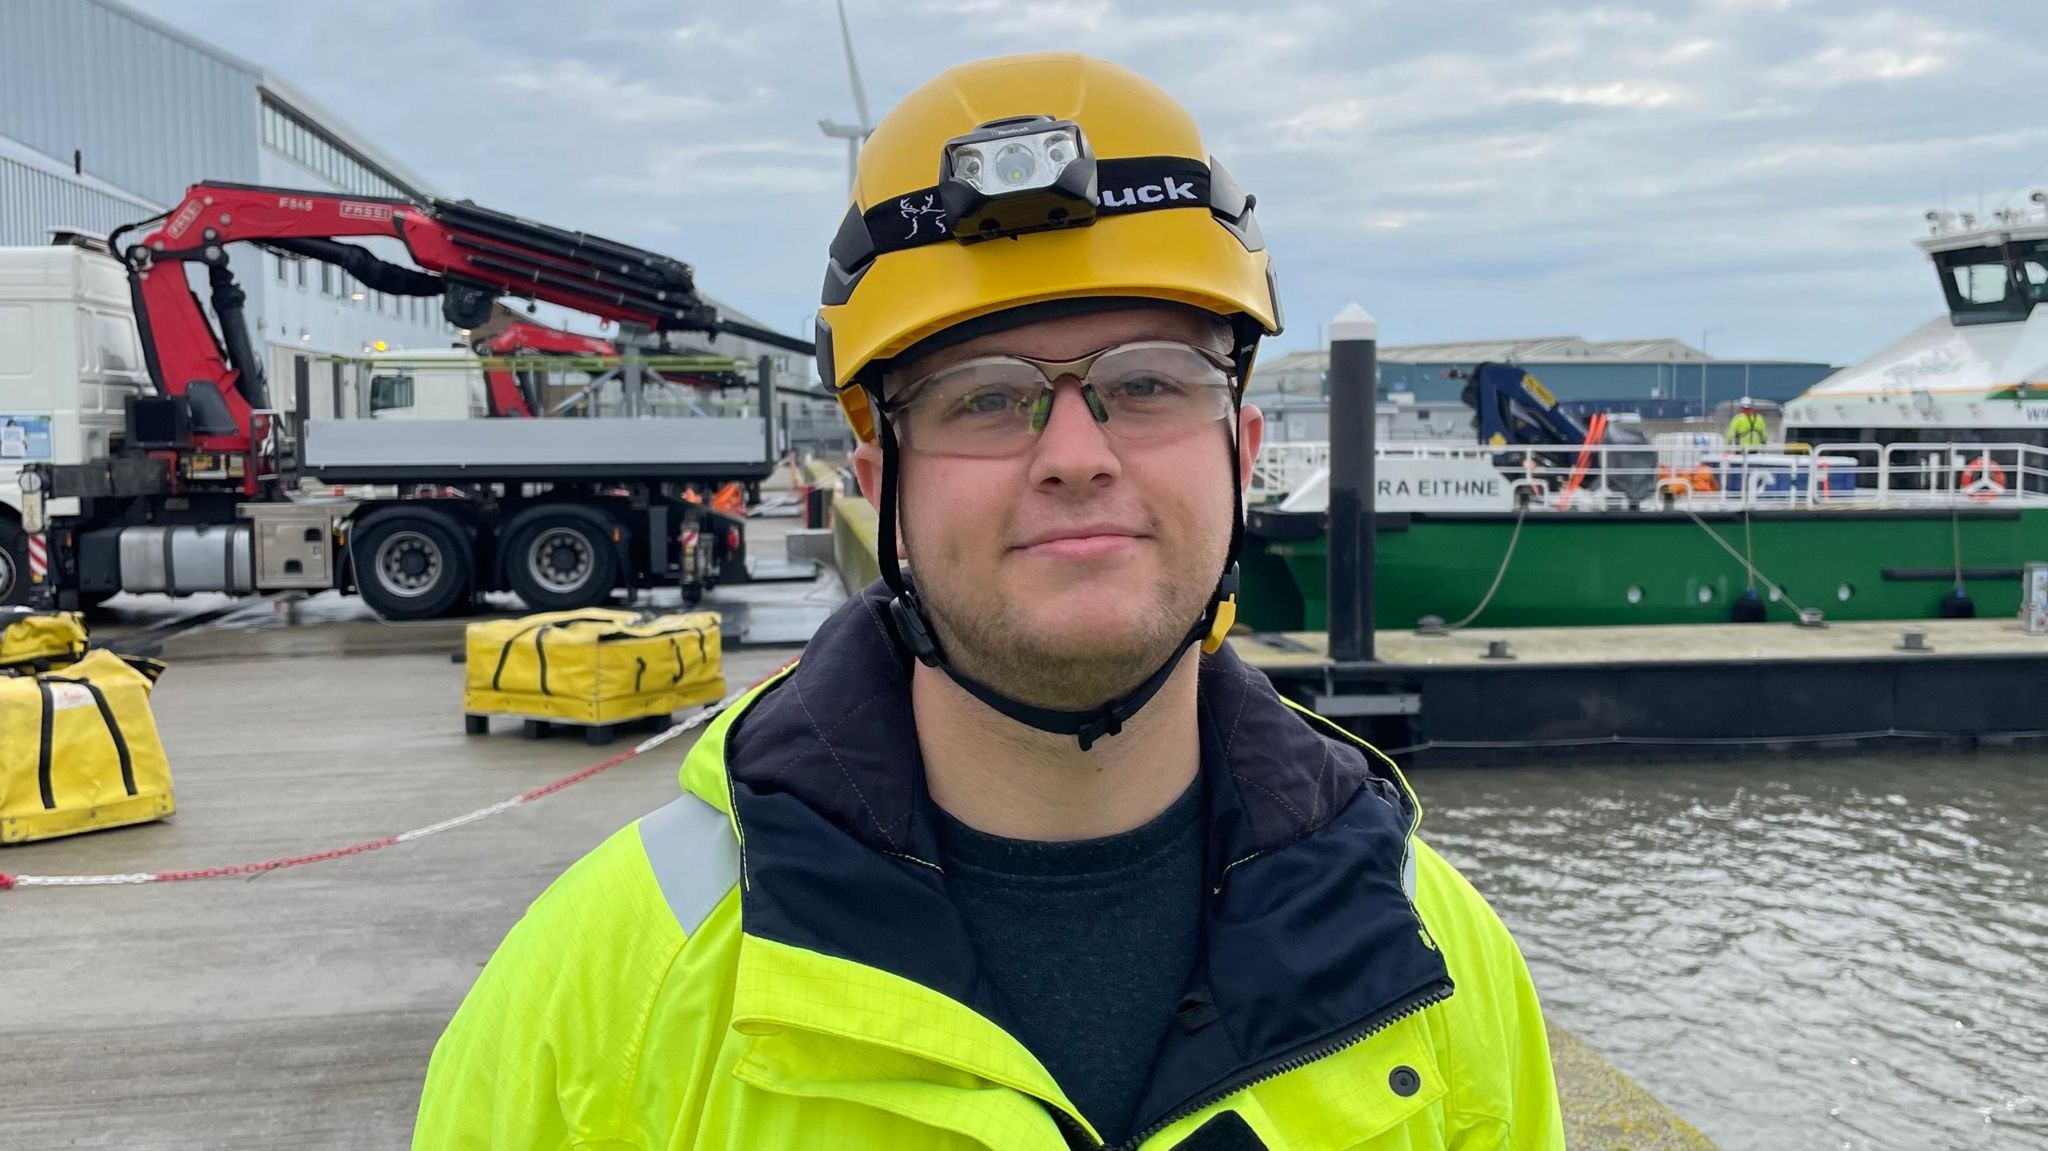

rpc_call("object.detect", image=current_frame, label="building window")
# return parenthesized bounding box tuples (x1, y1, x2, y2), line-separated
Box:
(275, 253, 287, 283)
(296, 258, 306, 289)
(320, 263, 336, 295)
(258, 95, 415, 202)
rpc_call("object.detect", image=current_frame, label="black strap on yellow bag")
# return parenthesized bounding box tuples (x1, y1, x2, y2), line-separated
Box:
(488, 615, 618, 696)
(36, 674, 137, 810)
(1, 609, 90, 674)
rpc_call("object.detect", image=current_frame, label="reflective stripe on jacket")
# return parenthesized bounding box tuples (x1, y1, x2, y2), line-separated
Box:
(415, 586, 1566, 1150)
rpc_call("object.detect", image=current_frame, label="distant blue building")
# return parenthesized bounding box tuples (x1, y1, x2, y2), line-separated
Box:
(1255, 335, 1835, 419)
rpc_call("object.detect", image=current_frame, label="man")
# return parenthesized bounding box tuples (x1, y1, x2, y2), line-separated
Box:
(1727, 398, 1768, 447)
(415, 53, 1563, 1150)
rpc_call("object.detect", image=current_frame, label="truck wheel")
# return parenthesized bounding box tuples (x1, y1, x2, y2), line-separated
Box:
(507, 514, 618, 611)
(356, 514, 471, 620)
(0, 520, 26, 607)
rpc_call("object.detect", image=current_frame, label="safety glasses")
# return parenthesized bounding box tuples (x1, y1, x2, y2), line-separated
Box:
(880, 340, 1238, 458)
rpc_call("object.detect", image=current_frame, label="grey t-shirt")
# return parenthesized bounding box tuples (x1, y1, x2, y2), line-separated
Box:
(935, 776, 1204, 1143)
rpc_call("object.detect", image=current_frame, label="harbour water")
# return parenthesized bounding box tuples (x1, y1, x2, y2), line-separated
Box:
(1419, 751, 2047, 1151)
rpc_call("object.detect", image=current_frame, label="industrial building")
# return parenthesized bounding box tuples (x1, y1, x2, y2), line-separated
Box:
(0, 0, 809, 418)
(1255, 335, 1835, 419)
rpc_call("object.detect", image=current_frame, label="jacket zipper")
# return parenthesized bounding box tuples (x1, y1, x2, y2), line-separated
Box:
(1060, 979, 1455, 1150)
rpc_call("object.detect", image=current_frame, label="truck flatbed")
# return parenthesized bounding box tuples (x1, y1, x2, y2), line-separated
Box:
(300, 417, 775, 483)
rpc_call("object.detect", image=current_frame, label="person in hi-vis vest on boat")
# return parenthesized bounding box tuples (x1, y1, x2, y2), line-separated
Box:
(1728, 398, 1769, 447)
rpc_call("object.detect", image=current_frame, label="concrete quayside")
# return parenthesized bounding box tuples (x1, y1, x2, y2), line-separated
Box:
(2, 513, 1717, 1149)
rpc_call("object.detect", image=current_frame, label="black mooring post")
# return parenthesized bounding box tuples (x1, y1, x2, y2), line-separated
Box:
(1326, 304, 1378, 663)
(759, 355, 777, 464)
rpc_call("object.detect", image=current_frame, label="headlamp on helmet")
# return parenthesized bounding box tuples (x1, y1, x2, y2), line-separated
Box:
(939, 116, 1098, 243)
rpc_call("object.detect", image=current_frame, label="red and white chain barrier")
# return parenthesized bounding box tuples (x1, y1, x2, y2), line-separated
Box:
(0, 679, 769, 892)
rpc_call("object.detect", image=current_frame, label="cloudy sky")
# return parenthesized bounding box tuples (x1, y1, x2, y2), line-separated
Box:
(132, 0, 2044, 366)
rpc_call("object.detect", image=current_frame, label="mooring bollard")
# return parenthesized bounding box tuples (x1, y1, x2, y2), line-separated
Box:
(1327, 303, 1378, 663)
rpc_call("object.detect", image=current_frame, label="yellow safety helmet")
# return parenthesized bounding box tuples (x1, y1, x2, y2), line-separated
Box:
(816, 52, 1282, 441)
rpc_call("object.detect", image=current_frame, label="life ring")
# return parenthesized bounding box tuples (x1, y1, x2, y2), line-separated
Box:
(1960, 455, 2007, 501)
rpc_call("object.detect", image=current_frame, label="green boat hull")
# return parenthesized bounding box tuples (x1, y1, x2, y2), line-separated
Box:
(1239, 507, 2048, 631)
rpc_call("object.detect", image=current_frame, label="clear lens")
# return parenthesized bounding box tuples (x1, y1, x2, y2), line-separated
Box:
(890, 342, 1235, 457)
(953, 147, 983, 183)
(991, 142, 1038, 189)
(894, 360, 1044, 453)
(1089, 345, 1234, 428)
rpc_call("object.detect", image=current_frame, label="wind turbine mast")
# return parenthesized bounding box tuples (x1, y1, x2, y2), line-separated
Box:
(817, 0, 874, 192)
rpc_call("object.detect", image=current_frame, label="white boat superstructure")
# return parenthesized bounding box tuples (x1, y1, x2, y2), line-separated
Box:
(1784, 194, 2048, 440)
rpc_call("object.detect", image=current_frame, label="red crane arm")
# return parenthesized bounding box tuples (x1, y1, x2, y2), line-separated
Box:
(111, 181, 811, 475)
(482, 321, 617, 358)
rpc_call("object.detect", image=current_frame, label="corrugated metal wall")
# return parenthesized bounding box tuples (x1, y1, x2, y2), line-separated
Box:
(0, 154, 155, 246)
(0, 0, 258, 213)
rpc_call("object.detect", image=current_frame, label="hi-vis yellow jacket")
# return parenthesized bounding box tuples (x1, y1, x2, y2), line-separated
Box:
(1726, 411, 1769, 446)
(415, 587, 1566, 1150)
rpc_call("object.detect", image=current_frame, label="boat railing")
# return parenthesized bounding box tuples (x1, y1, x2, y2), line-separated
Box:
(1252, 438, 2048, 511)
(1868, 441, 2048, 506)
(1248, 440, 1329, 499)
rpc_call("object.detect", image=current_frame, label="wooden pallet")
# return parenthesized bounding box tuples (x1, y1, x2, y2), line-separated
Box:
(462, 711, 674, 746)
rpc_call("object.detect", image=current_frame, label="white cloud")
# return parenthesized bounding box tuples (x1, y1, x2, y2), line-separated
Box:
(1803, 45, 1947, 83)
(1274, 98, 1370, 140)
(1513, 81, 1685, 109)
(582, 140, 846, 201)
(489, 59, 745, 125)
(1779, 10, 1974, 88)
(669, 21, 761, 54)
(1634, 37, 1721, 66)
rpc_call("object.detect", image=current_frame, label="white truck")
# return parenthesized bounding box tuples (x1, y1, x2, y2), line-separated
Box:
(363, 347, 490, 420)
(0, 236, 152, 604)
(10, 183, 814, 618)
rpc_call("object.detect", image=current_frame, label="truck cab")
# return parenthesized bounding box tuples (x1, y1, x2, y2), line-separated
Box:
(362, 347, 487, 420)
(0, 235, 151, 600)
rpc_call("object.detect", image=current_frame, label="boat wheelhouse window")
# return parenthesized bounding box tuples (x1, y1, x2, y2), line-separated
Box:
(2017, 239, 2048, 305)
(1934, 245, 2034, 325)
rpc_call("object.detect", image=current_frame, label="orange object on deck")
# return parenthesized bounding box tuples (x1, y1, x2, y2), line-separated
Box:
(1556, 412, 1608, 508)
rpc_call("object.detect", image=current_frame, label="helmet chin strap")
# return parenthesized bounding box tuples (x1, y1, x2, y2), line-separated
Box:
(872, 406, 1244, 753)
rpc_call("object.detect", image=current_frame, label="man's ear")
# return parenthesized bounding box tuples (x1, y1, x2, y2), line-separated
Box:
(1236, 404, 1265, 490)
(852, 439, 884, 511)
(850, 439, 911, 561)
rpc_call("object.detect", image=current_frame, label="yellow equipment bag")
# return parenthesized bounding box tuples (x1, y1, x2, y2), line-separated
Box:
(1, 649, 175, 844)
(463, 609, 724, 727)
(0, 609, 90, 673)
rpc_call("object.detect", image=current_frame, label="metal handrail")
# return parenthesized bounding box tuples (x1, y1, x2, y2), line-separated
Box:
(1252, 438, 2048, 510)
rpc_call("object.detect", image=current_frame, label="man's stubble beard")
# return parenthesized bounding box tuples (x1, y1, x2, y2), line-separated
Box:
(905, 512, 1227, 712)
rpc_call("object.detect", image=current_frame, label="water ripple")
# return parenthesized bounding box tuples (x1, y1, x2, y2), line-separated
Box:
(1417, 751, 2048, 1151)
